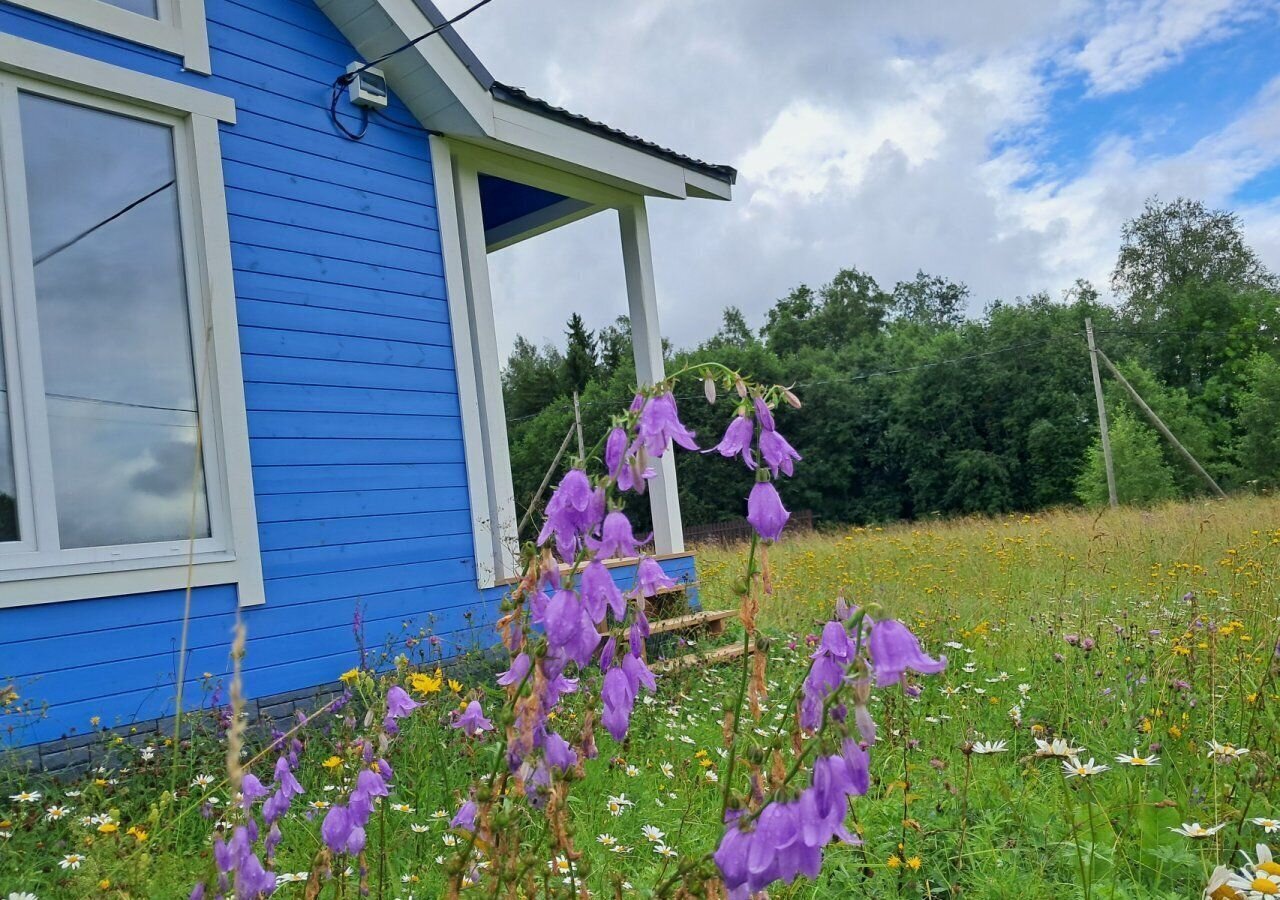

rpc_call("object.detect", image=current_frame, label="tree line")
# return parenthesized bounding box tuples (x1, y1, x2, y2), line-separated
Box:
(502, 197, 1280, 535)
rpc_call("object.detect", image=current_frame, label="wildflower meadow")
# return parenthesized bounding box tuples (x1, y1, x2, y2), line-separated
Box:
(2, 372, 1278, 899)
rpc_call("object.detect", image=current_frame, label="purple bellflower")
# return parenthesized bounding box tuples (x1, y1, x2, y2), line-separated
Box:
(759, 428, 801, 478)
(453, 700, 494, 737)
(636, 392, 698, 457)
(868, 619, 947, 688)
(710, 414, 756, 469)
(747, 481, 790, 542)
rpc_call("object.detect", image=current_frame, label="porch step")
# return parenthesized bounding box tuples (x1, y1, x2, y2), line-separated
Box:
(655, 640, 754, 673)
(647, 607, 734, 637)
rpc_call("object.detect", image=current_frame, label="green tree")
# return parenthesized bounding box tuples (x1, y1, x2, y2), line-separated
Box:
(1112, 197, 1275, 315)
(563, 313, 598, 393)
(1231, 352, 1280, 488)
(762, 267, 890, 355)
(890, 271, 968, 329)
(1076, 410, 1179, 507)
(502, 336, 564, 422)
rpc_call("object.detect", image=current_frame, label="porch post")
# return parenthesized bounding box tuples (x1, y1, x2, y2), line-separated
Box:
(618, 199, 685, 554)
(451, 154, 520, 581)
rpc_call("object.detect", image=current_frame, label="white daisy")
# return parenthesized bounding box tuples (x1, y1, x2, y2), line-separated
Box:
(1171, 822, 1226, 838)
(1115, 750, 1160, 767)
(972, 740, 1008, 755)
(1063, 757, 1109, 778)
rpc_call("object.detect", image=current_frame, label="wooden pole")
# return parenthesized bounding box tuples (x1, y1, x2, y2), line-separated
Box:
(1085, 318, 1118, 508)
(572, 390, 586, 461)
(517, 421, 578, 536)
(1094, 348, 1228, 500)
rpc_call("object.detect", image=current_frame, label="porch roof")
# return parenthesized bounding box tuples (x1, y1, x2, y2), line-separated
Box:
(319, 0, 736, 201)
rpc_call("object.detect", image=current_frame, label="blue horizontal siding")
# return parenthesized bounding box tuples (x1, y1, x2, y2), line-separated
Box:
(0, 0, 702, 749)
(0, 0, 495, 748)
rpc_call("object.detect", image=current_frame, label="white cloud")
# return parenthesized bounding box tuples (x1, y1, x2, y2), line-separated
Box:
(433, 0, 1280, 356)
(1069, 0, 1270, 96)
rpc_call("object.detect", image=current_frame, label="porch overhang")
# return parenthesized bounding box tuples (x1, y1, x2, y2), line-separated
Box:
(316, 0, 736, 207)
(318, 0, 734, 588)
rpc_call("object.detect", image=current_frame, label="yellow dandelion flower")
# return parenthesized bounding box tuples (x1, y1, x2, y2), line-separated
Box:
(323, 756, 344, 770)
(410, 671, 443, 694)
(886, 855, 901, 869)
(97, 822, 118, 834)
(339, 668, 361, 685)
(906, 856, 922, 870)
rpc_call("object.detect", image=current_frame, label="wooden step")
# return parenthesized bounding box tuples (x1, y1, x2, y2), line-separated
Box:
(655, 640, 754, 673)
(647, 607, 734, 637)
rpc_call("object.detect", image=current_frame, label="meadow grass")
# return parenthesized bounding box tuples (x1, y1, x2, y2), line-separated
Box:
(1, 495, 1277, 898)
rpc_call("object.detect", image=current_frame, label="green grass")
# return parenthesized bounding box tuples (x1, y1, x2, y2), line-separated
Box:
(2, 495, 1278, 898)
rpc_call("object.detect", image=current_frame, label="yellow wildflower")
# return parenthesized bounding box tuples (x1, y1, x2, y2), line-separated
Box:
(97, 822, 118, 834)
(127, 825, 148, 843)
(448, 679, 463, 693)
(323, 756, 344, 770)
(409, 672, 443, 695)
(339, 668, 361, 685)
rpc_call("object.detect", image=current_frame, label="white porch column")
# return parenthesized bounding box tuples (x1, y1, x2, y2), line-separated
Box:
(618, 199, 685, 554)
(439, 146, 519, 583)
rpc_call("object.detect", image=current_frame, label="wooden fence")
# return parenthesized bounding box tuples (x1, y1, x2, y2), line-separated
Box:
(684, 509, 815, 546)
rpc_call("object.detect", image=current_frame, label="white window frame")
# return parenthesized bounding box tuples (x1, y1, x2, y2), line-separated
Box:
(0, 33, 262, 609)
(5, 0, 211, 74)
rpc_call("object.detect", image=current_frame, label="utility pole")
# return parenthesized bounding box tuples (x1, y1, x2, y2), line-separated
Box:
(1085, 318, 1118, 508)
(572, 391, 586, 460)
(1094, 348, 1227, 500)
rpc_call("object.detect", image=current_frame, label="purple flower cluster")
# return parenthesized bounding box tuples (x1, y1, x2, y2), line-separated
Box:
(198, 735, 307, 900)
(318, 686, 419, 857)
(713, 740, 868, 899)
(715, 609, 946, 897)
(709, 395, 800, 542)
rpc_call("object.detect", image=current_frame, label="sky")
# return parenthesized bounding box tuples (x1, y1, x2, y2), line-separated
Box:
(434, 0, 1280, 359)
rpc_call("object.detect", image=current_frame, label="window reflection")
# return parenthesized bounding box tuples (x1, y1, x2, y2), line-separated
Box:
(20, 92, 210, 549)
(0, 336, 17, 543)
(100, 0, 159, 18)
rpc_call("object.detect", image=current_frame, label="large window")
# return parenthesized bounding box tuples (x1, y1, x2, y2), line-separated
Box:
(0, 43, 261, 608)
(5, 0, 210, 73)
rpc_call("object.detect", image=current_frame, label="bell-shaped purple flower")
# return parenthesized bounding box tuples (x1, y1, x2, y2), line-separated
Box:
(497, 652, 532, 687)
(753, 396, 776, 432)
(581, 559, 625, 622)
(537, 469, 604, 560)
(238, 773, 268, 812)
(601, 666, 636, 741)
(321, 804, 352, 853)
(759, 428, 801, 478)
(747, 481, 789, 542)
(386, 685, 419, 720)
(450, 799, 478, 833)
(262, 788, 290, 826)
(453, 700, 494, 737)
(868, 619, 947, 687)
(709, 414, 755, 469)
(636, 392, 698, 457)
(273, 756, 304, 800)
(542, 730, 579, 772)
(589, 510, 645, 559)
(633, 556, 676, 598)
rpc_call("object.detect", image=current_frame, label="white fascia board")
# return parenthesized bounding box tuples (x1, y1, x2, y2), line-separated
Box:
(684, 168, 733, 201)
(492, 100, 689, 199)
(318, 0, 494, 138)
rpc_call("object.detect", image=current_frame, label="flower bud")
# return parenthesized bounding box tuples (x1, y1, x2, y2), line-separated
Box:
(704, 377, 717, 405)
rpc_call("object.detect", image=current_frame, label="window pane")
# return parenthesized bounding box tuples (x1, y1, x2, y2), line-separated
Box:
(19, 93, 210, 549)
(0, 338, 17, 543)
(99, 0, 159, 18)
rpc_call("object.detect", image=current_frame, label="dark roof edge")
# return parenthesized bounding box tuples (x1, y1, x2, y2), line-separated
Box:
(408, 0, 736, 186)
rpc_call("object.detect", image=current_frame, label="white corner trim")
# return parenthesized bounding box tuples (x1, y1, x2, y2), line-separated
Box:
(430, 136, 502, 589)
(4, 0, 213, 75)
(452, 154, 519, 582)
(0, 31, 233, 120)
(619, 200, 684, 554)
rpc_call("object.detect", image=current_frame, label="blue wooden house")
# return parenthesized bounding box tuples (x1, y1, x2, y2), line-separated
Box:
(0, 0, 734, 756)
